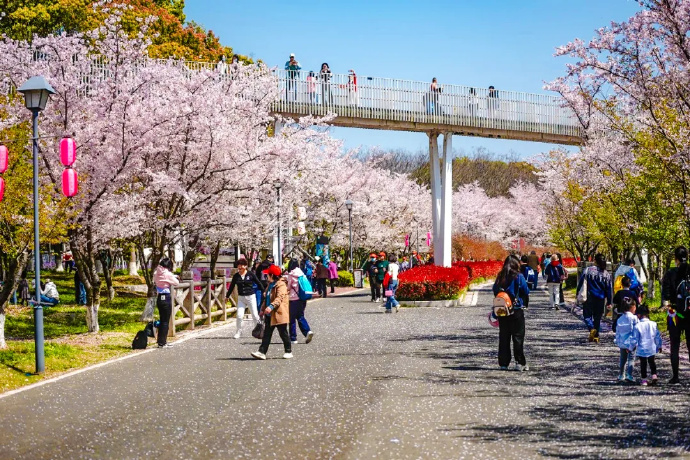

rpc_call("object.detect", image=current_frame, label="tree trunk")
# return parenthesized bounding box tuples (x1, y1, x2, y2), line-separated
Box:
(71, 236, 101, 333)
(128, 245, 138, 276)
(99, 248, 116, 302)
(647, 252, 656, 300)
(209, 242, 221, 279)
(180, 234, 200, 272)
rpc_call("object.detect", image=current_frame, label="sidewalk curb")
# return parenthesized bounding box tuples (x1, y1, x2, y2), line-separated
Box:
(1, 288, 369, 399)
(0, 317, 237, 400)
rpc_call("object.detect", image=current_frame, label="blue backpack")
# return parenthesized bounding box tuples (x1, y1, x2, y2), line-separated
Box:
(298, 275, 314, 300)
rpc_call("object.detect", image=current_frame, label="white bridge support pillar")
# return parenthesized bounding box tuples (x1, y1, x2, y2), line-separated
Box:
(429, 132, 453, 267)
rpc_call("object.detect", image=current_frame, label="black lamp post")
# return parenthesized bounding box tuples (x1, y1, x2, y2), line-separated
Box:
(273, 180, 283, 267)
(18, 75, 55, 374)
(345, 199, 353, 272)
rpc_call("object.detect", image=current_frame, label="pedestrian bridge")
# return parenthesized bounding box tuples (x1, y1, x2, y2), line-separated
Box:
(271, 70, 583, 145)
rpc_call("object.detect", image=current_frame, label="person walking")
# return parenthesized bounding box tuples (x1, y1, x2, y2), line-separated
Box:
(17, 273, 30, 306)
(527, 251, 540, 289)
(287, 260, 314, 344)
(315, 258, 330, 298)
(252, 259, 265, 310)
(662, 246, 690, 384)
(251, 264, 292, 360)
(543, 254, 565, 310)
(614, 297, 638, 383)
(376, 252, 389, 303)
(328, 259, 338, 294)
(429, 78, 442, 115)
(362, 253, 380, 302)
(74, 267, 86, 306)
(492, 256, 530, 371)
(227, 259, 262, 339)
(555, 253, 568, 308)
(385, 254, 400, 313)
(576, 253, 612, 343)
(632, 303, 662, 386)
(319, 63, 333, 105)
(153, 257, 179, 348)
(612, 275, 639, 332)
(284, 53, 301, 102)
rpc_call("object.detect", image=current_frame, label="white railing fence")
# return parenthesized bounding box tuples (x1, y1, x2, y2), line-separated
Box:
(21, 51, 583, 138)
(270, 70, 582, 137)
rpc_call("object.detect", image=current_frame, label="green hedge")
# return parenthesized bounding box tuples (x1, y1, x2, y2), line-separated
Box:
(335, 270, 353, 287)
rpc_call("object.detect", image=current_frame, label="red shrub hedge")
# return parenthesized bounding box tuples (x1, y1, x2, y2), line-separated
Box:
(453, 260, 504, 280)
(397, 265, 470, 301)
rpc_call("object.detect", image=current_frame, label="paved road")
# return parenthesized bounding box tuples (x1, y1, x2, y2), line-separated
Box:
(2, 285, 690, 459)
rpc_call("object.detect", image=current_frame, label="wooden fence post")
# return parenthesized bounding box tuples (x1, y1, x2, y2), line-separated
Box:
(182, 271, 195, 330)
(169, 285, 177, 338)
(202, 271, 212, 326)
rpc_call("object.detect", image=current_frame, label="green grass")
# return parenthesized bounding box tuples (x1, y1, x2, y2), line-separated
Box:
(1, 271, 148, 392)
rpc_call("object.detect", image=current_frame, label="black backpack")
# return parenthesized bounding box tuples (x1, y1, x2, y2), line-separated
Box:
(132, 330, 149, 349)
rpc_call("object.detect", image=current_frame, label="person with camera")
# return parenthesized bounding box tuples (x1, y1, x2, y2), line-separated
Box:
(153, 257, 179, 348)
(662, 246, 690, 384)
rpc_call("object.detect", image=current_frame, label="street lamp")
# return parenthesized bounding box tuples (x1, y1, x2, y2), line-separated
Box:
(273, 179, 283, 267)
(345, 199, 353, 272)
(18, 75, 55, 375)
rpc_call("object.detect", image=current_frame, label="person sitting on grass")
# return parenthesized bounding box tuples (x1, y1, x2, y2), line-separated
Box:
(614, 296, 638, 384)
(39, 278, 59, 306)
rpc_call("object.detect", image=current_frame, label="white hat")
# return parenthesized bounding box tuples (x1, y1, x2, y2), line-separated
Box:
(290, 53, 295, 57)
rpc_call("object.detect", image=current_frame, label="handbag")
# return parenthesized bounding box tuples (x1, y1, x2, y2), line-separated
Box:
(384, 290, 393, 297)
(252, 318, 266, 340)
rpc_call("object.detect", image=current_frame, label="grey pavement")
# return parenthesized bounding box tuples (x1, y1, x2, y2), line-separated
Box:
(1, 285, 690, 459)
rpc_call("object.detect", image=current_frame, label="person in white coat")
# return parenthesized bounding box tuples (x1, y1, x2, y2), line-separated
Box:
(632, 304, 663, 386)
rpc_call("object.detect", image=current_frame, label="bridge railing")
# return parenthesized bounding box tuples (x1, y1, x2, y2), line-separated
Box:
(270, 70, 582, 137)
(18, 52, 582, 137)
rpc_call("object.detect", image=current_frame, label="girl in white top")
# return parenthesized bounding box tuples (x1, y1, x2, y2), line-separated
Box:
(385, 254, 400, 313)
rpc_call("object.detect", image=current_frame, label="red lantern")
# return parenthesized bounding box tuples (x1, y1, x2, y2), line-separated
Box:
(0, 144, 7, 174)
(59, 136, 76, 167)
(0, 176, 4, 202)
(62, 168, 78, 197)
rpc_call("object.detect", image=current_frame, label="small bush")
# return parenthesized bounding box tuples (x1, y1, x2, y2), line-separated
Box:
(113, 269, 128, 277)
(336, 270, 353, 287)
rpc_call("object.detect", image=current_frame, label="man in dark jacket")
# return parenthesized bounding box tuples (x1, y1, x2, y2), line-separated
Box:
(527, 251, 540, 289)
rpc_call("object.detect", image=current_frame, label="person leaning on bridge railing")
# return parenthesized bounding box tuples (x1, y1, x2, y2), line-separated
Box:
(320, 63, 333, 105)
(284, 53, 301, 102)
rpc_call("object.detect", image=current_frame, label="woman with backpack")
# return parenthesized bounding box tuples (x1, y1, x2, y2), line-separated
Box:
(662, 246, 690, 384)
(576, 253, 612, 343)
(287, 259, 314, 344)
(492, 256, 530, 371)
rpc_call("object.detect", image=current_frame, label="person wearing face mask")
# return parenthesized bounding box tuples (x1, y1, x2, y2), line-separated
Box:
(227, 259, 262, 339)
(362, 253, 380, 302)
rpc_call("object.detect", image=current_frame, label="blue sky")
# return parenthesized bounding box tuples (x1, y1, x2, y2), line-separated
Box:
(185, 0, 640, 159)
